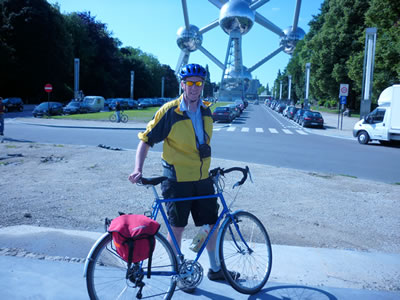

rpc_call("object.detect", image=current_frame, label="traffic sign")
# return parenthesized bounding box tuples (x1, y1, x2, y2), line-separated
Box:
(339, 84, 349, 96)
(44, 83, 53, 93)
(340, 96, 347, 104)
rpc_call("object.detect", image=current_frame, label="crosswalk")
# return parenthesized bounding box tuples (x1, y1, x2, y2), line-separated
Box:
(213, 125, 308, 136)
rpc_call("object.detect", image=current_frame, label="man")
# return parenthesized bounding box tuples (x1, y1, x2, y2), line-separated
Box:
(0, 97, 4, 136)
(129, 63, 236, 292)
(115, 101, 121, 122)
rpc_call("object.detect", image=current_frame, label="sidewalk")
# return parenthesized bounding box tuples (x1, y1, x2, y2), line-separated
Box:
(0, 225, 399, 299)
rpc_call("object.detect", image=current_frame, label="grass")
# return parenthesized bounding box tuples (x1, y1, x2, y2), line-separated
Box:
(50, 101, 232, 122)
(54, 107, 159, 122)
(310, 105, 360, 118)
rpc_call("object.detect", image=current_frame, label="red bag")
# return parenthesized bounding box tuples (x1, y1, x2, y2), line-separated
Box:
(108, 214, 160, 266)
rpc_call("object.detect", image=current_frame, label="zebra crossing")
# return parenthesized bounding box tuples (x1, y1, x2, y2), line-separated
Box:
(213, 125, 309, 136)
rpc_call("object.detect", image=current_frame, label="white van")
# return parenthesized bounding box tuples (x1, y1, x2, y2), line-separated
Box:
(353, 85, 400, 145)
(82, 96, 105, 113)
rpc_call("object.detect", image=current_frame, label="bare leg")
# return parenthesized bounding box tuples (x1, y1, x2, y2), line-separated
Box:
(206, 224, 217, 251)
(167, 226, 185, 255)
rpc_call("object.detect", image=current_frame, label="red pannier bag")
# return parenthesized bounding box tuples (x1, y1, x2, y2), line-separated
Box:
(108, 214, 160, 278)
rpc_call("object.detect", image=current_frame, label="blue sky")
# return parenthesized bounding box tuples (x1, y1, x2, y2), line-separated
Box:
(48, 0, 323, 88)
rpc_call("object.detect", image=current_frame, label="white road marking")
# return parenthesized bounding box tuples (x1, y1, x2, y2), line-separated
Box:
(282, 129, 293, 134)
(269, 128, 278, 134)
(227, 127, 236, 132)
(296, 130, 308, 135)
(241, 127, 249, 132)
(256, 128, 264, 133)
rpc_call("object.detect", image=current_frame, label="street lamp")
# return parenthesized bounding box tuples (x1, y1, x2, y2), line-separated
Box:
(360, 27, 377, 119)
(305, 63, 311, 109)
(279, 80, 282, 99)
(130, 71, 135, 99)
(288, 75, 292, 102)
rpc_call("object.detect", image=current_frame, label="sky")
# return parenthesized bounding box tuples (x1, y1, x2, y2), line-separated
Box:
(48, 0, 324, 88)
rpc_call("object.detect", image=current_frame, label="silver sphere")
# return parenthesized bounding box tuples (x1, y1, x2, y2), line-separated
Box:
(176, 25, 203, 52)
(219, 0, 255, 35)
(280, 26, 305, 54)
(223, 66, 252, 91)
(224, 65, 252, 81)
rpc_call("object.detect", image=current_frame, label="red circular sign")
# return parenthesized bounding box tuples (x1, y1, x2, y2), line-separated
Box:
(44, 84, 53, 93)
(340, 86, 348, 93)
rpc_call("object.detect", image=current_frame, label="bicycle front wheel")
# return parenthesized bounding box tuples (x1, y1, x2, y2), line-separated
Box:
(121, 114, 128, 123)
(109, 114, 117, 122)
(86, 232, 178, 300)
(218, 211, 272, 294)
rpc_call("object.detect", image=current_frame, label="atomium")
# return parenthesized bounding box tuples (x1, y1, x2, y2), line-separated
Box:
(176, 25, 203, 53)
(176, 0, 305, 101)
(280, 26, 306, 54)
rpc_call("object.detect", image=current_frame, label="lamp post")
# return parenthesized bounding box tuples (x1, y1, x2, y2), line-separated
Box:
(279, 80, 282, 100)
(130, 71, 135, 99)
(305, 63, 311, 109)
(360, 27, 377, 119)
(288, 75, 292, 102)
(74, 58, 80, 100)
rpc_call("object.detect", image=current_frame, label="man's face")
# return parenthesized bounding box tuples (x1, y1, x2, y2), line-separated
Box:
(181, 76, 204, 110)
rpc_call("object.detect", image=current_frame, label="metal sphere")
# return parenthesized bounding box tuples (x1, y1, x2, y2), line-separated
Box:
(224, 66, 252, 81)
(176, 25, 203, 52)
(280, 26, 305, 54)
(219, 0, 255, 35)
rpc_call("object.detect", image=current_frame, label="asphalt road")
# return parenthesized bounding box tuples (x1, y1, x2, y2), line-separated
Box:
(3, 104, 400, 183)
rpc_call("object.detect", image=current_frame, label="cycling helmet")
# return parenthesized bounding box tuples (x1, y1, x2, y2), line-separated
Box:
(179, 63, 207, 80)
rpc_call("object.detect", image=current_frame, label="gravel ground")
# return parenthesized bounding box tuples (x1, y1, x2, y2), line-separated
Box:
(1, 140, 399, 254)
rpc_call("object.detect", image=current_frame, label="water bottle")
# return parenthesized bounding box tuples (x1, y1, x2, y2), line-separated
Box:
(189, 224, 210, 253)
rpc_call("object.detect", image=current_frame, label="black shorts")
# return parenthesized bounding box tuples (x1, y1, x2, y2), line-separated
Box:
(161, 177, 219, 227)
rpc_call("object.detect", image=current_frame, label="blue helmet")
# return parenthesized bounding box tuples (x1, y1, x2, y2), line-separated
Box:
(179, 63, 207, 80)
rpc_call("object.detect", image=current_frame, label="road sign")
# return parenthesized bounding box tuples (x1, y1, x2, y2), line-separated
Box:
(44, 84, 53, 93)
(339, 84, 349, 96)
(340, 96, 347, 104)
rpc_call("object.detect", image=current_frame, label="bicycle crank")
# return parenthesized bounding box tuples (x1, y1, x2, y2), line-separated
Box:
(178, 260, 203, 289)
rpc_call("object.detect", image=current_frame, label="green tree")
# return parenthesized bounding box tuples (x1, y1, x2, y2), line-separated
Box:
(0, 0, 73, 102)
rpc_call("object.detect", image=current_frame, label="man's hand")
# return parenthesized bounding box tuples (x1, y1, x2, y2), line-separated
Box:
(128, 171, 142, 184)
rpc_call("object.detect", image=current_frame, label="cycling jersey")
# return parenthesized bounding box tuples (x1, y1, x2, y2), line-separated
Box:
(138, 95, 213, 182)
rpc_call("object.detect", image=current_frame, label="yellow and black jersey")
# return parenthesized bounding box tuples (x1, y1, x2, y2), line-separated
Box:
(138, 95, 213, 182)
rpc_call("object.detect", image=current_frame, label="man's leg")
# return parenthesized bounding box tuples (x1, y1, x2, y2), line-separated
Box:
(206, 224, 220, 272)
(167, 226, 185, 255)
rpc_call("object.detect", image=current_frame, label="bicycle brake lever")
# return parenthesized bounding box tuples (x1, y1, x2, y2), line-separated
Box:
(232, 182, 239, 189)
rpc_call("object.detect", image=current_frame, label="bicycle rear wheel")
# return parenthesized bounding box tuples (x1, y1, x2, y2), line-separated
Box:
(86, 232, 178, 300)
(121, 114, 128, 123)
(218, 211, 272, 294)
(109, 114, 117, 122)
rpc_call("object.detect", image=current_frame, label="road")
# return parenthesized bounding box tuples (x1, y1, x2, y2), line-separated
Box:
(3, 104, 400, 183)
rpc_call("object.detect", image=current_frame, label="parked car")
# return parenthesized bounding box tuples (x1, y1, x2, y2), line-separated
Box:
(299, 111, 324, 128)
(63, 101, 89, 115)
(109, 98, 138, 110)
(212, 106, 235, 123)
(227, 104, 240, 118)
(2, 97, 24, 112)
(138, 98, 153, 108)
(294, 109, 309, 123)
(285, 106, 299, 119)
(254, 100, 259, 105)
(82, 96, 105, 113)
(32, 102, 64, 117)
(234, 99, 245, 112)
(276, 103, 287, 113)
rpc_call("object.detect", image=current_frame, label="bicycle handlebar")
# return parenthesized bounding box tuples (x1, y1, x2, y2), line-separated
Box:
(209, 166, 251, 188)
(138, 166, 252, 188)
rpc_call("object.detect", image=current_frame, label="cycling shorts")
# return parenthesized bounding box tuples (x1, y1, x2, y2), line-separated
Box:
(161, 177, 219, 227)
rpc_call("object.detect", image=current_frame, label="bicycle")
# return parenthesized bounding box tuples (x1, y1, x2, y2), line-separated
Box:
(84, 166, 272, 299)
(109, 111, 128, 123)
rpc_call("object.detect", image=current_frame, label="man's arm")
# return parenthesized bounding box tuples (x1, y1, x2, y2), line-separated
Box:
(128, 140, 150, 183)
